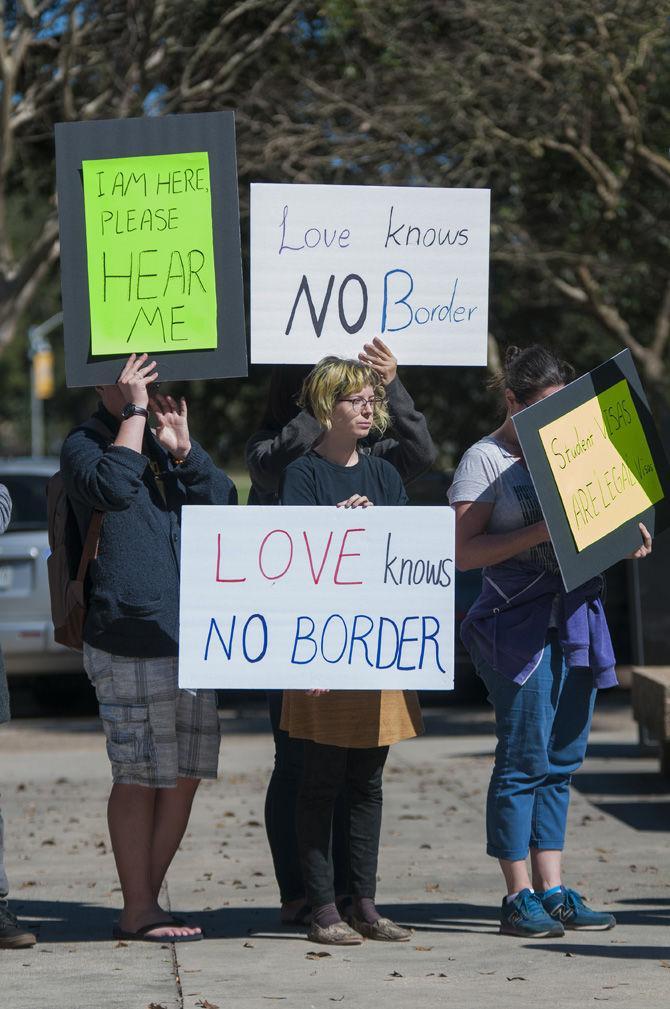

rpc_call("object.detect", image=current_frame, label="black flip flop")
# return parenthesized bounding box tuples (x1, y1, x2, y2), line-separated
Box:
(112, 920, 203, 943)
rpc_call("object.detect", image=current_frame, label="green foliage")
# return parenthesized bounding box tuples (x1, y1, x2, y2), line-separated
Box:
(2, 0, 669, 468)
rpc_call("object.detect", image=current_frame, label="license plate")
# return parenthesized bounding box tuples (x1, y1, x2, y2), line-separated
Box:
(0, 565, 12, 589)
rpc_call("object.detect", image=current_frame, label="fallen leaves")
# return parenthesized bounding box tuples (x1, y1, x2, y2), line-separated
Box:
(195, 1000, 219, 1009)
(305, 951, 332, 959)
(414, 946, 433, 952)
(243, 941, 255, 948)
(506, 976, 527, 982)
(147, 1004, 168, 1009)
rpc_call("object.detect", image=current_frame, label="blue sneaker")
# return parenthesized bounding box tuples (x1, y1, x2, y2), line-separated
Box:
(499, 888, 564, 937)
(540, 886, 616, 931)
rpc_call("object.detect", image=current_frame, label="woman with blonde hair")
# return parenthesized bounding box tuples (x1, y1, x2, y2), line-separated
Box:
(279, 355, 424, 946)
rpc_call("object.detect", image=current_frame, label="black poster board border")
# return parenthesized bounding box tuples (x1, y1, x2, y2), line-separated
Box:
(513, 349, 670, 591)
(55, 111, 247, 388)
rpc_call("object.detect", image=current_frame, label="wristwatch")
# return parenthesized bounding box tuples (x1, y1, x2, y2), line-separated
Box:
(120, 403, 149, 420)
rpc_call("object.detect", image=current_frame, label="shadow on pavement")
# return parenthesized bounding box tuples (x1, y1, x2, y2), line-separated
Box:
(574, 771, 670, 796)
(593, 801, 670, 831)
(13, 900, 501, 943)
(527, 942, 670, 960)
(585, 742, 650, 760)
(12, 897, 670, 944)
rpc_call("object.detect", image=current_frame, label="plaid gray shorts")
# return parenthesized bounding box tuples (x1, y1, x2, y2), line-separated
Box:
(83, 644, 220, 788)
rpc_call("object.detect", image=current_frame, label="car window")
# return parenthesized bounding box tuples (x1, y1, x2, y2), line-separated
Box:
(0, 473, 49, 532)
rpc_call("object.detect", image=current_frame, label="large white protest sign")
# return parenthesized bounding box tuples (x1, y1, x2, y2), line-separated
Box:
(179, 505, 454, 690)
(250, 184, 490, 366)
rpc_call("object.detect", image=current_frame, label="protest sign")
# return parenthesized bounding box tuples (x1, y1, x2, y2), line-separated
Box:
(82, 152, 217, 355)
(514, 350, 670, 591)
(179, 505, 455, 690)
(250, 183, 490, 366)
(55, 111, 246, 387)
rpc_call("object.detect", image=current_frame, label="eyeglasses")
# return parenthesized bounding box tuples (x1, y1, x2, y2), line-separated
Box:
(339, 397, 384, 414)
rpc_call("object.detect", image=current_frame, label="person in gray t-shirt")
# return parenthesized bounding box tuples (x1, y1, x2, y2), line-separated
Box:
(449, 435, 559, 575)
(448, 345, 651, 941)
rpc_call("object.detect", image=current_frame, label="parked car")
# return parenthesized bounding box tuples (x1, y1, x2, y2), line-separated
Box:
(0, 457, 83, 675)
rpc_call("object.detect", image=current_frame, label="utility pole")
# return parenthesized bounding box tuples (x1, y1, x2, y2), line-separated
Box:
(28, 312, 62, 457)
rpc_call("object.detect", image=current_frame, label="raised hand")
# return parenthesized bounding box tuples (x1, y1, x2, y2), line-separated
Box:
(117, 353, 158, 408)
(358, 336, 397, 386)
(150, 393, 191, 460)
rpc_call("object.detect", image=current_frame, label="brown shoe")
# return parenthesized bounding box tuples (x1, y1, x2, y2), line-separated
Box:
(350, 916, 412, 942)
(0, 905, 37, 949)
(307, 920, 364, 945)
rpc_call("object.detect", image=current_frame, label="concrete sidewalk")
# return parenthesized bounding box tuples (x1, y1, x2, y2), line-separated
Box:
(1, 697, 669, 1009)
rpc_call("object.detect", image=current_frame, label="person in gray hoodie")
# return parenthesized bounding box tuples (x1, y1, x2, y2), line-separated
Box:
(61, 354, 236, 943)
(0, 483, 37, 949)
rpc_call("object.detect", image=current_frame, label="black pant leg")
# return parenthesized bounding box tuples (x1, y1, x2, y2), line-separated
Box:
(331, 791, 351, 898)
(264, 690, 305, 903)
(297, 741, 348, 909)
(345, 746, 389, 899)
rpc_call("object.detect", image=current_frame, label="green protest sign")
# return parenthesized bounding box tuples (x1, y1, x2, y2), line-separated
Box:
(82, 152, 217, 355)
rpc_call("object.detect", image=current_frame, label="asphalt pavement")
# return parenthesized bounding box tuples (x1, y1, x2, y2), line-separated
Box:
(1, 695, 669, 1009)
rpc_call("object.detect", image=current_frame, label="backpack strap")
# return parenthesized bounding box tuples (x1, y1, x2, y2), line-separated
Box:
(74, 415, 114, 583)
(76, 509, 104, 583)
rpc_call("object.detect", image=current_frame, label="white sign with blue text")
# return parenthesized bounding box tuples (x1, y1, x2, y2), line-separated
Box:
(179, 505, 455, 689)
(250, 183, 490, 365)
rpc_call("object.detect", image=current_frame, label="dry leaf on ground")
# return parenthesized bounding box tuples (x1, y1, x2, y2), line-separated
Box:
(306, 951, 332, 960)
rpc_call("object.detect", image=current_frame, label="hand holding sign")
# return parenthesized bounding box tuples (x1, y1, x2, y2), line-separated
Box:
(358, 337, 398, 386)
(629, 522, 652, 560)
(117, 353, 158, 408)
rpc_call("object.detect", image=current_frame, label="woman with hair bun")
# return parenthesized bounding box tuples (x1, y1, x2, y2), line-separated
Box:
(279, 355, 424, 946)
(449, 344, 651, 939)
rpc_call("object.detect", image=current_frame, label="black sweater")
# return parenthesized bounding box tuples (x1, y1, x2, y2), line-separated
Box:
(61, 405, 236, 658)
(246, 376, 436, 505)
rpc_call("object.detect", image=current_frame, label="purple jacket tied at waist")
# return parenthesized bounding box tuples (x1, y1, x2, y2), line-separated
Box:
(460, 562, 617, 688)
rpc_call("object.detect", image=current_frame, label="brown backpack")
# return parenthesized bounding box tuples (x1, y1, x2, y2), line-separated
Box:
(46, 417, 113, 651)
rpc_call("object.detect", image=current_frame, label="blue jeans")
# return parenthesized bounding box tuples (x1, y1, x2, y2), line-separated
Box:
(473, 632, 597, 861)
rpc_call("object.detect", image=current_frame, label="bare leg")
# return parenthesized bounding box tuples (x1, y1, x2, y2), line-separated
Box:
(108, 783, 199, 938)
(530, 849, 562, 892)
(150, 777, 201, 901)
(499, 858, 532, 896)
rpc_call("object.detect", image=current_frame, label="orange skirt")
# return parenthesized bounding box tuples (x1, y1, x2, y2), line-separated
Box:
(280, 689, 423, 748)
